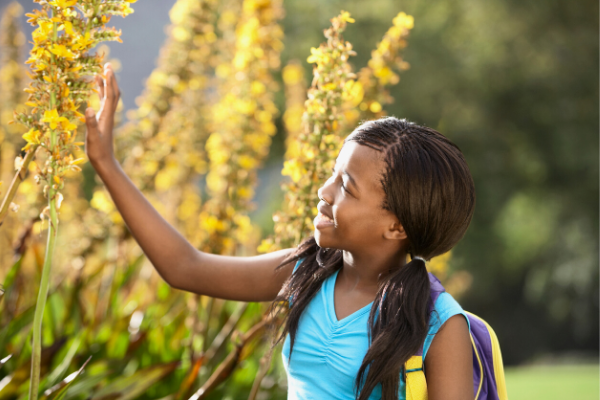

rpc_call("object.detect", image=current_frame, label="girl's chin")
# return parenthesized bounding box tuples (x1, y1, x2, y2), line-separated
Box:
(314, 230, 325, 247)
(314, 231, 335, 249)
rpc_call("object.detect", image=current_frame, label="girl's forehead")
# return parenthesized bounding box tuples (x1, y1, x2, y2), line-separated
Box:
(337, 142, 386, 185)
(337, 141, 384, 168)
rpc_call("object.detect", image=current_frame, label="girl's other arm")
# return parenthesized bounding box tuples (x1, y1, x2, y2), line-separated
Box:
(85, 64, 295, 302)
(425, 315, 474, 400)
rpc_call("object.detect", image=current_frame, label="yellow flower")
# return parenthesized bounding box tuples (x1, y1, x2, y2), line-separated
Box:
(63, 120, 77, 131)
(49, 0, 77, 8)
(306, 47, 322, 64)
(61, 21, 75, 36)
(21, 128, 42, 150)
(339, 11, 355, 24)
(34, 63, 48, 72)
(27, 46, 51, 64)
(72, 32, 94, 51)
(49, 44, 76, 60)
(369, 101, 382, 113)
(42, 109, 61, 129)
(120, 4, 135, 16)
(393, 12, 414, 30)
(32, 21, 54, 43)
(66, 99, 85, 121)
(41, 109, 75, 131)
(282, 159, 304, 183)
(91, 190, 115, 214)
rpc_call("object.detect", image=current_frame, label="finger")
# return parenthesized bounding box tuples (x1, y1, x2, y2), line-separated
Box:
(107, 65, 121, 110)
(96, 75, 105, 101)
(103, 64, 116, 111)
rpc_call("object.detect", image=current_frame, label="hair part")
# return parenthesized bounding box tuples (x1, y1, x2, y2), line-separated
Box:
(270, 117, 476, 400)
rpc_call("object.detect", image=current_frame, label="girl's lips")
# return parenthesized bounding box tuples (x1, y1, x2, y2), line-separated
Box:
(314, 212, 335, 229)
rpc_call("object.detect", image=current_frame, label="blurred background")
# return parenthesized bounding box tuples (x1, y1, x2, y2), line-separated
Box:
(0, 0, 597, 399)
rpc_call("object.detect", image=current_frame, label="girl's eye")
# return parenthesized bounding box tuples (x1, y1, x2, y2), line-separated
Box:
(331, 167, 351, 195)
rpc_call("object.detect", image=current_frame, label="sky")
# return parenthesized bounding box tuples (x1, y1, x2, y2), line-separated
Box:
(0, 0, 176, 111)
(0, 0, 287, 222)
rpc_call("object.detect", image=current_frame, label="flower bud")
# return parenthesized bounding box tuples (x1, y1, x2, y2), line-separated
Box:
(14, 156, 23, 171)
(55, 192, 64, 210)
(40, 206, 50, 221)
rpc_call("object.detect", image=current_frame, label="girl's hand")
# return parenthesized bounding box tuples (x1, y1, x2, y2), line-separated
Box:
(84, 63, 120, 167)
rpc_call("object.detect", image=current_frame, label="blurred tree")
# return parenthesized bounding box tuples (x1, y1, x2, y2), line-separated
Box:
(273, 0, 598, 364)
(379, 0, 597, 364)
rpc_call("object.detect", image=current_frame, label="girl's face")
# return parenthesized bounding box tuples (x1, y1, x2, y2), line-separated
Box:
(314, 141, 404, 254)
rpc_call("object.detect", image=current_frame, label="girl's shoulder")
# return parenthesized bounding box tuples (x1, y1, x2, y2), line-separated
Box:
(431, 291, 466, 327)
(424, 290, 469, 360)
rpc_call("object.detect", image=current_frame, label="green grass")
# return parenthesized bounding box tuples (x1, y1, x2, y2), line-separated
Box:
(505, 364, 599, 400)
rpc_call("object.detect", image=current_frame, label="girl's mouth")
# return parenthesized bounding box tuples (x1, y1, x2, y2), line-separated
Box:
(314, 212, 335, 229)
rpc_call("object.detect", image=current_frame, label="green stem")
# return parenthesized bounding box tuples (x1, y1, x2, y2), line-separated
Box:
(29, 9, 59, 400)
(28, 191, 58, 400)
(50, 90, 57, 149)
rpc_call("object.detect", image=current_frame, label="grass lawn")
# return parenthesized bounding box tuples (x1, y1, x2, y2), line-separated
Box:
(505, 364, 599, 400)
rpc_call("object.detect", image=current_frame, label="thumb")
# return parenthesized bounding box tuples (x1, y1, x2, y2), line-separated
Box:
(85, 107, 99, 135)
(85, 107, 98, 131)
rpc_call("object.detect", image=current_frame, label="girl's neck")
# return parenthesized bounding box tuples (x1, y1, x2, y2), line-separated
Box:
(340, 249, 408, 292)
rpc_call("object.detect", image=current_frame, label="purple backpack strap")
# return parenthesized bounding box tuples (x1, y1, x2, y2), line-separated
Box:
(413, 273, 445, 357)
(466, 313, 504, 400)
(428, 272, 446, 303)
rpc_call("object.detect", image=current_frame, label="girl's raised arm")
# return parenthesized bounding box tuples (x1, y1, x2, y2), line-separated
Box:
(84, 64, 295, 302)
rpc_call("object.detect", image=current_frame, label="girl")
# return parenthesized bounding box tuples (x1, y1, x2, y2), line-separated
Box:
(85, 64, 475, 400)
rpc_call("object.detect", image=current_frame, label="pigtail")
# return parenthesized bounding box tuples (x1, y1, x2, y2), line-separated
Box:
(269, 237, 343, 361)
(347, 117, 474, 399)
(355, 257, 430, 400)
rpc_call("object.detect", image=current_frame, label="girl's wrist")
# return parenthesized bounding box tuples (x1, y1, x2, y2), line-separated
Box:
(90, 155, 120, 178)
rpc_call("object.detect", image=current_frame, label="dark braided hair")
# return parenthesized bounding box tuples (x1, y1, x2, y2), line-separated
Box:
(270, 117, 476, 400)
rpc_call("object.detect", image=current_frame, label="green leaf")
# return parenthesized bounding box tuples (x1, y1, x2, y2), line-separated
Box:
(44, 331, 84, 389)
(45, 355, 92, 400)
(120, 254, 145, 288)
(0, 304, 35, 356)
(0, 255, 24, 322)
(0, 339, 67, 399)
(59, 371, 110, 398)
(0, 354, 12, 367)
(90, 360, 179, 400)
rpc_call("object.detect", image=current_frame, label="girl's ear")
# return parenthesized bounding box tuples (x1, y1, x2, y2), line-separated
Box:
(383, 221, 408, 241)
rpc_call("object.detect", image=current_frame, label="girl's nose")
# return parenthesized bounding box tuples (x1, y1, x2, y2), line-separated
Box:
(317, 185, 333, 205)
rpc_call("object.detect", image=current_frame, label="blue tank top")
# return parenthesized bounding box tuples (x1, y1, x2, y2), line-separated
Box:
(282, 260, 468, 400)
